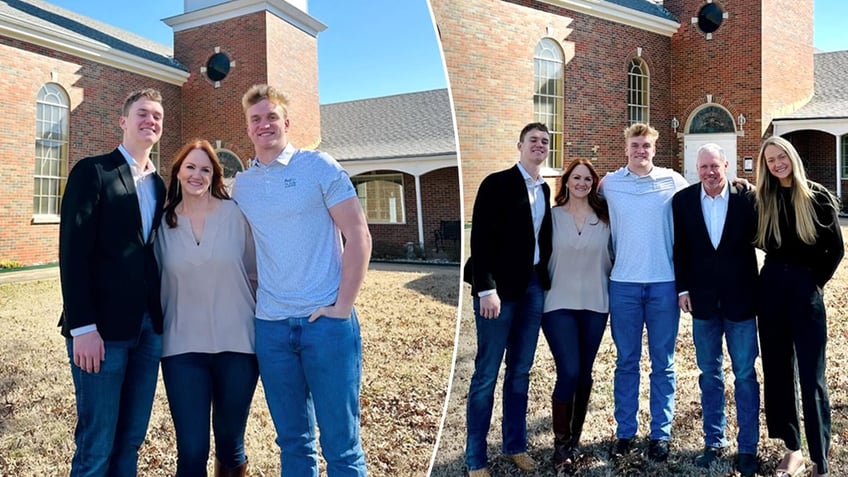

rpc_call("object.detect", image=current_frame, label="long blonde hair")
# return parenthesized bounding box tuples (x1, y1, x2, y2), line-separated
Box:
(754, 136, 826, 247)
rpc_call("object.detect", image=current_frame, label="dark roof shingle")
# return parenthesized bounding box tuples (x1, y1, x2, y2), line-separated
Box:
(319, 89, 456, 161)
(780, 50, 848, 120)
(0, 0, 184, 70)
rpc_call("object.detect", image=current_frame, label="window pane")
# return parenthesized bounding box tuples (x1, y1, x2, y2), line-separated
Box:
(842, 135, 848, 176)
(627, 58, 650, 125)
(34, 84, 69, 217)
(534, 38, 564, 169)
(351, 174, 405, 224)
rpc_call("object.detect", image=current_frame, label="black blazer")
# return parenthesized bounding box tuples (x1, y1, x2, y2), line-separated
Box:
(672, 182, 758, 321)
(464, 165, 552, 300)
(58, 149, 165, 339)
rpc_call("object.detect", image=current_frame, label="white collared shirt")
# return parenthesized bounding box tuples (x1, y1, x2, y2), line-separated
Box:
(700, 181, 729, 249)
(516, 161, 546, 266)
(118, 144, 157, 242)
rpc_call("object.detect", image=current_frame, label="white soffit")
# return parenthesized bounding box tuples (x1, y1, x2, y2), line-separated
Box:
(539, 0, 680, 36)
(164, 0, 326, 37)
(0, 12, 189, 85)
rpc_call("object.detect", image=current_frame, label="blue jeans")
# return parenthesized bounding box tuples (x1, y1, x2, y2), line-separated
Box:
(692, 317, 760, 454)
(66, 314, 162, 477)
(465, 276, 543, 471)
(255, 311, 366, 477)
(541, 309, 608, 401)
(161, 352, 259, 475)
(609, 280, 679, 440)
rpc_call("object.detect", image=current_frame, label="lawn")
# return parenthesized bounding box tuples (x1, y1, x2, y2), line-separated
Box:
(0, 262, 460, 476)
(431, 223, 848, 477)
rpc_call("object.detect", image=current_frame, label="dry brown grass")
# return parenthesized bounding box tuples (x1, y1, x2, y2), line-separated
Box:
(0, 262, 459, 477)
(431, 223, 848, 477)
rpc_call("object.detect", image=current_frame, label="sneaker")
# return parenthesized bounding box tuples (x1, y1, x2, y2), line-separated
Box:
(609, 438, 633, 459)
(735, 453, 758, 477)
(647, 439, 670, 462)
(694, 446, 724, 467)
(505, 452, 537, 472)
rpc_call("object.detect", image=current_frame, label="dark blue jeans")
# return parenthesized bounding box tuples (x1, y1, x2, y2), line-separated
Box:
(609, 280, 680, 441)
(465, 276, 543, 471)
(255, 311, 367, 477)
(161, 351, 259, 476)
(66, 314, 161, 477)
(692, 317, 760, 454)
(541, 308, 608, 401)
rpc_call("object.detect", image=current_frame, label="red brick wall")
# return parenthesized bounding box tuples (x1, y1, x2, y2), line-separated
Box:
(363, 167, 460, 257)
(663, 0, 763, 178)
(785, 130, 837, 191)
(0, 37, 182, 266)
(422, 166, 462, 251)
(173, 11, 320, 175)
(762, 0, 814, 131)
(432, 0, 673, 222)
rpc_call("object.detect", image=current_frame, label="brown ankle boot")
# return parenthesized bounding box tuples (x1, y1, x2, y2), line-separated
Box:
(552, 398, 575, 472)
(214, 458, 248, 477)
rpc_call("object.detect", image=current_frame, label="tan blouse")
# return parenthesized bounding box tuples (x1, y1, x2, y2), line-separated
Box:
(543, 206, 612, 314)
(155, 200, 257, 357)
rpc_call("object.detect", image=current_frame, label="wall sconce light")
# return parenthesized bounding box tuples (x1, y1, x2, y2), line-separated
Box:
(737, 113, 746, 130)
(671, 116, 680, 132)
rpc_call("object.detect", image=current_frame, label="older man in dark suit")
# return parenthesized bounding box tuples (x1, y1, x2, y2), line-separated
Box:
(672, 143, 760, 477)
(59, 88, 166, 476)
(463, 122, 553, 477)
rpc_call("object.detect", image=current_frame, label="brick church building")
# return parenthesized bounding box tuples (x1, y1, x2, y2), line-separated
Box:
(0, 0, 459, 266)
(431, 0, 848, 222)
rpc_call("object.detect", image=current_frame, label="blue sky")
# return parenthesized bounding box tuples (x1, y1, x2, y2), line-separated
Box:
(45, 0, 446, 105)
(44, 0, 848, 101)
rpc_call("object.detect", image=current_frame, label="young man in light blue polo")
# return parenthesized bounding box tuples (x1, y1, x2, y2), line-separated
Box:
(232, 84, 372, 477)
(600, 123, 688, 463)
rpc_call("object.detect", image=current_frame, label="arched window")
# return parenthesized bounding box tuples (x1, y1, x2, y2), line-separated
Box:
(351, 173, 406, 224)
(627, 57, 649, 125)
(689, 105, 736, 134)
(534, 38, 564, 169)
(34, 83, 70, 218)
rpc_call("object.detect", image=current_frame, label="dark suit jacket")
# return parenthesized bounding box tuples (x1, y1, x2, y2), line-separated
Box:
(672, 182, 758, 321)
(464, 164, 552, 300)
(58, 149, 165, 339)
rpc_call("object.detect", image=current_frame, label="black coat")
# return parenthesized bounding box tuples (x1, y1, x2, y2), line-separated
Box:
(672, 182, 758, 321)
(58, 149, 165, 339)
(464, 165, 552, 300)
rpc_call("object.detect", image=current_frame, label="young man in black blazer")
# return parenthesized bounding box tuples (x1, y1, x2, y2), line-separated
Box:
(463, 122, 553, 477)
(59, 89, 166, 476)
(672, 143, 760, 477)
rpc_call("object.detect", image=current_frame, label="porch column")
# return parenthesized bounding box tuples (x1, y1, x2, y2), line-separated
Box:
(415, 174, 424, 249)
(837, 134, 843, 202)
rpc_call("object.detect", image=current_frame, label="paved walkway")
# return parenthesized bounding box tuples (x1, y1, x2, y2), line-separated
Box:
(0, 266, 59, 285)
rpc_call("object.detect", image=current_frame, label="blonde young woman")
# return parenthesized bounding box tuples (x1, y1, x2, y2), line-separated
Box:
(754, 136, 843, 477)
